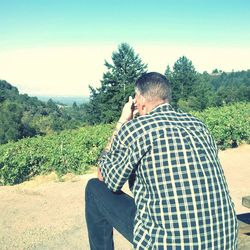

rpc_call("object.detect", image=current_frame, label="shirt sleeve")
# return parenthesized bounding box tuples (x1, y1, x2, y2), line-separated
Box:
(98, 132, 135, 192)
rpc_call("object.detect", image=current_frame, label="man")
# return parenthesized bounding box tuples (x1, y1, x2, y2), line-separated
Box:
(85, 72, 238, 249)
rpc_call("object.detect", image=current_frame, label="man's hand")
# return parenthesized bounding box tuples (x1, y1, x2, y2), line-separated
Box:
(119, 96, 137, 123)
(97, 167, 103, 181)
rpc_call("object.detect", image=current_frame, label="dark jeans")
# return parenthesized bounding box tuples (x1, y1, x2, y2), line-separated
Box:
(85, 178, 136, 250)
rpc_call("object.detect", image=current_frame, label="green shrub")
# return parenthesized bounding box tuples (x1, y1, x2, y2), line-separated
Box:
(0, 124, 113, 185)
(192, 102, 250, 149)
(0, 102, 249, 185)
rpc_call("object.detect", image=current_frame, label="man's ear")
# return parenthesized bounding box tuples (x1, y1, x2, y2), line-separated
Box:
(141, 95, 146, 104)
(141, 95, 146, 111)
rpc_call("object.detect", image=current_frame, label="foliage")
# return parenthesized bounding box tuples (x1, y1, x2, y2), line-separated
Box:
(85, 43, 147, 124)
(0, 102, 249, 186)
(165, 61, 250, 112)
(0, 80, 87, 145)
(168, 56, 198, 107)
(1, 45, 250, 143)
(192, 102, 250, 149)
(0, 124, 113, 185)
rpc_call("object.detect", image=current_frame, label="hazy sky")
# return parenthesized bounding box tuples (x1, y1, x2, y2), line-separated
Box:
(0, 0, 249, 96)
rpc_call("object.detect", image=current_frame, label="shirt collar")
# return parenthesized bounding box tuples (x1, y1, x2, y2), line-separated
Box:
(149, 102, 174, 115)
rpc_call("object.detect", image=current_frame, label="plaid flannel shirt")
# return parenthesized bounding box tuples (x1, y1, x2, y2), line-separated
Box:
(99, 103, 238, 249)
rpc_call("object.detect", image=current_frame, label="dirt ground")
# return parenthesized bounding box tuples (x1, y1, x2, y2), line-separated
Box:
(0, 145, 249, 250)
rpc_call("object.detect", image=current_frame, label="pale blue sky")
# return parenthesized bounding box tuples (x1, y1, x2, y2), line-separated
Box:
(1, 0, 250, 48)
(0, 0, 249, 95)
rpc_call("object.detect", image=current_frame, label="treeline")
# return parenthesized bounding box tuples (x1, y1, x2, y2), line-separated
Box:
(85, 43, 250, 124)
(0, 80, 86, 144)
(1, 43, 249, 144)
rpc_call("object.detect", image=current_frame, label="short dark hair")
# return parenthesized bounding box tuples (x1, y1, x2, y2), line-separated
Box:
(135, 72, 171, 102)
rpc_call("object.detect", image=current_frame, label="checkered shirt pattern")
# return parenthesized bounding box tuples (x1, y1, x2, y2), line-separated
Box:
(99, 103, 238, 249)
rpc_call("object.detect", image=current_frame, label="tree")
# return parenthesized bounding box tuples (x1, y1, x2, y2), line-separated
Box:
(0, 79, 91, 144)
(85, 43, 147, 124)
(72, 102, 78, 110)
(0, 102, 23, 144)
(164, 65, 172, 80)
(170, 56, 198, 107)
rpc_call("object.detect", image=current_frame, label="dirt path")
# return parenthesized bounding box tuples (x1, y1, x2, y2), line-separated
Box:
(0, 145, 249, 249)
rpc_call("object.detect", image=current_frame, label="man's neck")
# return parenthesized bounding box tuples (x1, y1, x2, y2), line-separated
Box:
(146, 100, 167, 114)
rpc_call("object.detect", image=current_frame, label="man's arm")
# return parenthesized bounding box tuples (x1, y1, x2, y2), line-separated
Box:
(97, 96, 137, 181)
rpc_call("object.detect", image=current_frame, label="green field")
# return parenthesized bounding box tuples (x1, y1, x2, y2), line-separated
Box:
(0, 102, 249, 186)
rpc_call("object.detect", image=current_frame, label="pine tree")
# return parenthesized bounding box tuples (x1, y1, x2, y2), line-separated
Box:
(164, 65, 172, 80)
(86, 43, 147, 124)
(171, 56, 198, 107)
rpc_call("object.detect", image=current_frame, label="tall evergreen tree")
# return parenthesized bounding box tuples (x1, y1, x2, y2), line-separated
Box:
(164, 65, 172, 80)
(171, 56, 198, 107)
(85, 43, 147, 124)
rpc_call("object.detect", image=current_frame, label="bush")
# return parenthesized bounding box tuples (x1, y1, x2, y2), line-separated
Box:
(0, 124, 113, 185)
(192, 102, 250, 149)
(0, 102, 249, 185)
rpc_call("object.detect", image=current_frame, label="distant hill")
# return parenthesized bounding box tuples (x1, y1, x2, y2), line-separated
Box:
(0, 80, 87, 145)
(37, 95, 89, 106)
